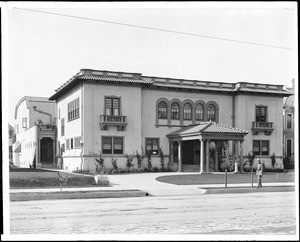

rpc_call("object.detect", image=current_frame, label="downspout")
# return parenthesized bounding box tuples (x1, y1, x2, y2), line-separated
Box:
(33, 106, 52, 124)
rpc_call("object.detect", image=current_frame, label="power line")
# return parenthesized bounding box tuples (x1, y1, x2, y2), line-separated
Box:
(15, 7, 294, 51)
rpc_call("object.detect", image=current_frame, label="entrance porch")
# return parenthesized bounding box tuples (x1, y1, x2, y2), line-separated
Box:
(167, 121, 248, 173)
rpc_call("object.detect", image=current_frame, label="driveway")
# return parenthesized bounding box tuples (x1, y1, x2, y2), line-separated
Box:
(107, 172, 207, 196)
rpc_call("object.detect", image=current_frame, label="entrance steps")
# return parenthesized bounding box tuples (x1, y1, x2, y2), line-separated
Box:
(182, 164, 200, 172)
(41, 164, 58, 169)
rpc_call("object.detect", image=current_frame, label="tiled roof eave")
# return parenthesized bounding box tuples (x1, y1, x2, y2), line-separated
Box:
(235, 89, 291, 96)
(152, 83, 234, 93)
(79, 75, 152, 85)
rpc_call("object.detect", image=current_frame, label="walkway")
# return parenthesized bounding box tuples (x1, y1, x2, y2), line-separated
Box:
(10, 171, 295, 197)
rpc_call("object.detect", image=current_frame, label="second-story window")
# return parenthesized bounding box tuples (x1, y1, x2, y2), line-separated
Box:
(105, 97, 120, 116)
(195, 104, 204, 120)
(207, 104, 216, 121)
(256, 106, 267, 122)
(22, 118, 27, 129)
(61, 118, 65, 136)
(171, 103, 180, 119)
(158, 101, 167, 119)
(183, 103, 192, 120)
(286, 113, 292, 129)
(68, 98, 80, 121)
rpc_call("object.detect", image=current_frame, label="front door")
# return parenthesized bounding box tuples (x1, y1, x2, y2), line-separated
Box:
(40, 137, 53, 164)
(182, 140, 194, 164)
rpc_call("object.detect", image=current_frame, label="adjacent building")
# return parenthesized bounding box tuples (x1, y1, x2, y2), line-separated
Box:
(283, 79, 295, 167)
(13, 96, 57, 168)
(48, 69, 291, 172)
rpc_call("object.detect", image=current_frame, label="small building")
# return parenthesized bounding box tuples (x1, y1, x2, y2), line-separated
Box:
(283, 79, 295, 168)
(49, 69, 291, 173)
(13, 96, 57, 168)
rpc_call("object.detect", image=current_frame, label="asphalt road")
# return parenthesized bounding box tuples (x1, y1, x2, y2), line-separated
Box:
(10, 191, 296, 237)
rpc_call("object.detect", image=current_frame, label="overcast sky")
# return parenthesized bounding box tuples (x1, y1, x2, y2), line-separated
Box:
(2, 2, 297, 125)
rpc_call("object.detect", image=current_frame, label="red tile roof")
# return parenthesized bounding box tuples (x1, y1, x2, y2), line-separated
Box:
(167, 122, 248, 138)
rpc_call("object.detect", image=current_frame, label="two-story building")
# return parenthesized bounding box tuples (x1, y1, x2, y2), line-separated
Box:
(13, 96, 57, 168)
(283, 79, 295, 167)
(49, 69, 291, 173)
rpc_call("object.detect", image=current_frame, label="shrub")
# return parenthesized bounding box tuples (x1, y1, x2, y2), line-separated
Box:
(125, 154, 134, 171)
(271, 152, 276, 168)
(153, 166, 159, 172)
(95, 153, 105, 174)
(136, 150, 145, 171)
(159, 147, 165, 169)
(245, 152, 255, 169)
(146, 152, 153, 171)
(283, 155, 294, 169)
(111, 157, 118, 172)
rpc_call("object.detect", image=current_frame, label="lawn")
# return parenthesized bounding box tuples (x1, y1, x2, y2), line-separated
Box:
(156, 171, 295, 185)
(9, 167, 99, 188)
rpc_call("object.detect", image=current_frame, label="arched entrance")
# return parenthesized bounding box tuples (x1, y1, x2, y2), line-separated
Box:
(40, 137, 53, 164)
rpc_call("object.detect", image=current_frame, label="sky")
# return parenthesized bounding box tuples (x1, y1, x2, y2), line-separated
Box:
(2, 2, 298, 125)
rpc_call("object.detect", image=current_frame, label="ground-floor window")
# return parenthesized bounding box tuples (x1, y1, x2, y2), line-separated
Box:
(146, 138, 159, 155)
(102, 136, 124, 154)
(253, 140, 269, 156)
(286, 139, 292, 157)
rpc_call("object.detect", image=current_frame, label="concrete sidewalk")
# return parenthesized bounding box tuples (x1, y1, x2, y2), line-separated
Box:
(10, 172, 295, 196)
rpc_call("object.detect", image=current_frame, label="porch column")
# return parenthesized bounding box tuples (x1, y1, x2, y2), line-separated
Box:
(215, 141, 219, 172)
(240, 140, 244, 173)
(206, 139, 210, 172)
(177, 141, 182, 172)
(169, 141, 173, 164)
(200, 138, 204, 174)
(234, 140, 239, 173)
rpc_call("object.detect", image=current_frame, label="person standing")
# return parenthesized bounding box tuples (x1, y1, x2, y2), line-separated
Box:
(256, 159, 263, 188)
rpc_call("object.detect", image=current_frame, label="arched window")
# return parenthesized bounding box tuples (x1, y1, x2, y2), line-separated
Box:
(207, 104, 216, 121)
(171, 102, 180, 119)
(195, 104, 204, 120)
(158, 101, 167, 119)
(183, 103, 192, 120)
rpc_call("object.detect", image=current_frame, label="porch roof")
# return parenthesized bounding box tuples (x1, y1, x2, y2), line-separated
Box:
(167, 121, 248, 141)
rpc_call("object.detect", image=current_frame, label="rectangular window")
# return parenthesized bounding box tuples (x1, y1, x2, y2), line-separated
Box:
(70, 138, 74, 149)
(74, 137, 81, 149)
(68, 98, 80, 121)
(286, 113, 292, 129)
(102, 137, 123, 154)
(253, 140, 269, 156)
(105, 97, 120, 116)
(146, 138, 159, 155)
(195, 109, 204, 120)
(183, 109, 192, 120)
(113, 137, 123, 154)
(256, 106, 267, 122)
(61, 118, 65, 136)
(66, 139, 70, 150)
(22, 118, 27, 129)
(58, 108, 60, 119)
(102, 137, 112, 154)
(286, 139, 292, 157)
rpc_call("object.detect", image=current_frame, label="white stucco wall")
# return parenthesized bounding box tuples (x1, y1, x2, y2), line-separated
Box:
(141, 88, 233, 157)
(81, 83, 142, 171)
(235, 94, 284, 169)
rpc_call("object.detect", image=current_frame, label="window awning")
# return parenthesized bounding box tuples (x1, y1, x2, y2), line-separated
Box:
(167, 121, 248, 141)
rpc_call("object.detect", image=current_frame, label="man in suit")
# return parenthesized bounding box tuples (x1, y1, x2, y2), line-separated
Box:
(256, 159, 263, 188)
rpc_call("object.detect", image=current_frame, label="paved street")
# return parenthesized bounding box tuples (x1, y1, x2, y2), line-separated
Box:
(10, 191, 296, 235)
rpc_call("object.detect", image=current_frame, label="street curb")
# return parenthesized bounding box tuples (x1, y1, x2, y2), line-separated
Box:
(203, 185, 295, 194)
(10, 189, 149, 202)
